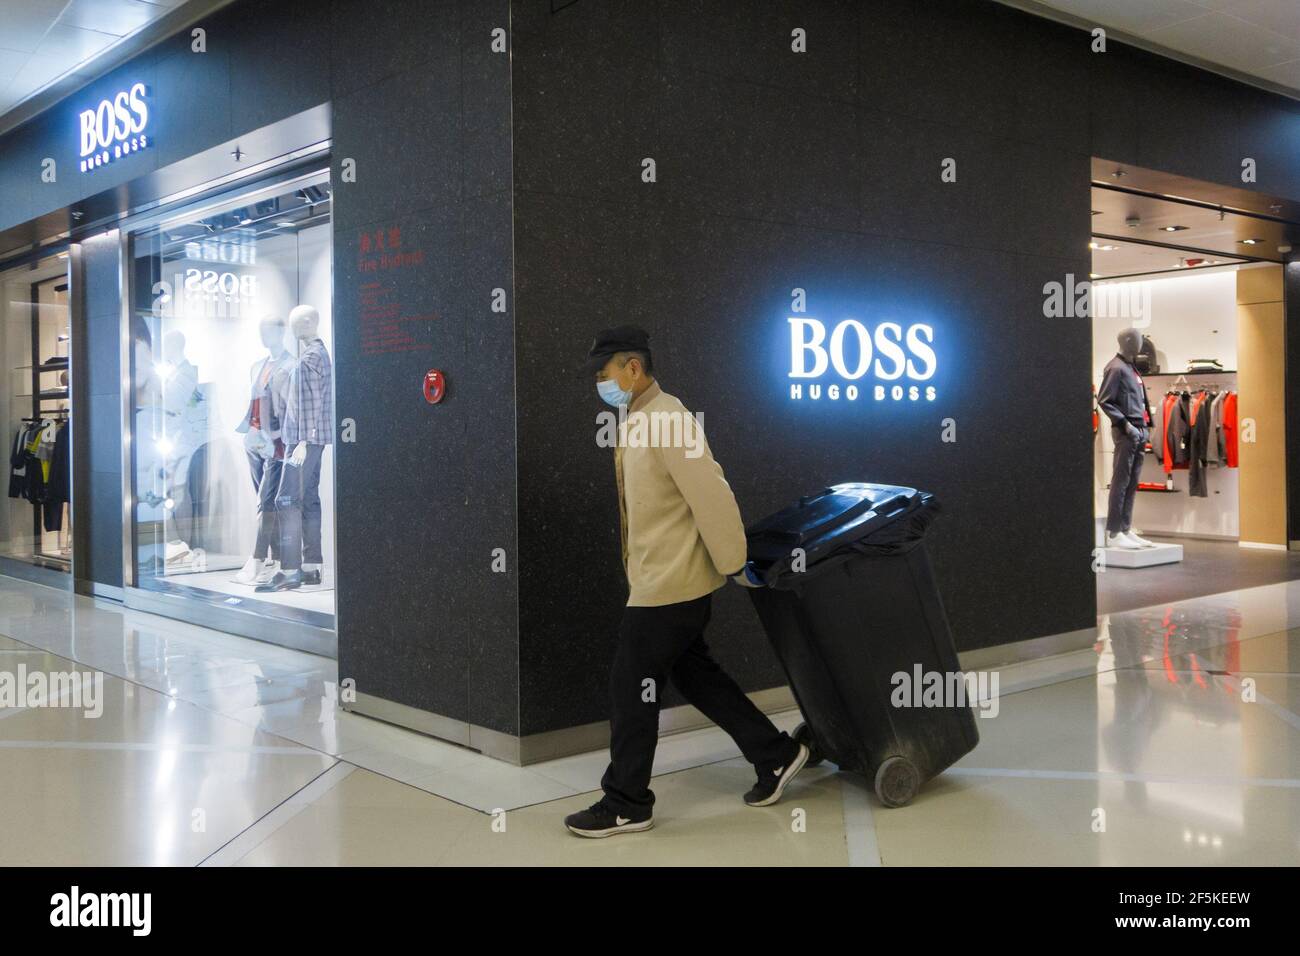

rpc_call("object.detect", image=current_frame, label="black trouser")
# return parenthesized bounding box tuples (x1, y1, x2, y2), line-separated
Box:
(247, 451, 283, 562)
(600, 593, 795, 815)
(276, 443, 324, 571)
(1107, 422, 1147, 534)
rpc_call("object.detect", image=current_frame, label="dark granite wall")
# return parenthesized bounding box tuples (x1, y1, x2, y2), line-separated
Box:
(508, 0, 1300, 735)
(330, 0, 518, 732)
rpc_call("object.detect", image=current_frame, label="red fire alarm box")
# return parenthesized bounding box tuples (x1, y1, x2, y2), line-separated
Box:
(423, 369, 446, 404)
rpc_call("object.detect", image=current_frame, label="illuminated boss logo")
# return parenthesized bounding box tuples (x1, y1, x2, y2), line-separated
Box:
(788, 317, 937, 402)
(79, 82, 149, 172)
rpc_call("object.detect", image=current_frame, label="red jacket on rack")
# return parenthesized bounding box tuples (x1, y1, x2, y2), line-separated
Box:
(1223, 391, 1239, 468)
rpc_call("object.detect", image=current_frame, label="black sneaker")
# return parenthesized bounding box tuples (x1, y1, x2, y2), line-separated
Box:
(744, 742, 810, 807)
(301, 568, 322, 586)
(563, 800, 653, 838)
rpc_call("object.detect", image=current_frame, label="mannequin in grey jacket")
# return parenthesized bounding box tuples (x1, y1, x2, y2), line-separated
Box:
(1098, 328, 1157, 550)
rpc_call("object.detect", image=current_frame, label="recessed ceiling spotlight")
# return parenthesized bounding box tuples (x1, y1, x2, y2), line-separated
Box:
(1161, 225, 1188, 232)
(1240, 238, 1261, 245)
(1111, 168, 1126, 178)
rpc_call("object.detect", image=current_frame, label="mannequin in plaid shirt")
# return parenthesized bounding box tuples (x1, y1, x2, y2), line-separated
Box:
(257, 304, 333, 593)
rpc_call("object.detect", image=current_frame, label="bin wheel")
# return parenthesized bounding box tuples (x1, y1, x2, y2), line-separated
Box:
(792, 722, 824, 768)
(873, 756, 919, 808)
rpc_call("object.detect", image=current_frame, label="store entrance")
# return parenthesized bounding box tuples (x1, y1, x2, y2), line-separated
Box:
(1090, 163, 1300, 614)
(0, 251, 72, 583)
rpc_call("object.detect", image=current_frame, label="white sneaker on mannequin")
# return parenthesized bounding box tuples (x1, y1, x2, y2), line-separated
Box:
(1106, 531, 1143, 550)
(234, 558, 263, 584)
(1125, 530, 1158, 548)
(254, 560, 280, 585)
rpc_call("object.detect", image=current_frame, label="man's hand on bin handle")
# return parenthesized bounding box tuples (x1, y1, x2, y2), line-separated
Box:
(730, 564, 764, 588)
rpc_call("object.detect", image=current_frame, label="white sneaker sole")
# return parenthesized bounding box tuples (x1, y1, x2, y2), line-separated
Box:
(746, 743, 810, 807)
(565, 817, 654, 839)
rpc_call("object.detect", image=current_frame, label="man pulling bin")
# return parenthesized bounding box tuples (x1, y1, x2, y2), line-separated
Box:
(564, 326, 809, 838)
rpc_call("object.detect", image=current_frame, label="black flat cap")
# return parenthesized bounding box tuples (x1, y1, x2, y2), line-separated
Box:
(582, 325, 650, 374)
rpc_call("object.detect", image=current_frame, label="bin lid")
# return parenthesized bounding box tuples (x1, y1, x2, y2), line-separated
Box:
(747, 483, 915, 548)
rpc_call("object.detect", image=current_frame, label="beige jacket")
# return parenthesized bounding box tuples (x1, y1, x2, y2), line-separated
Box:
(614, 381, 747, 607)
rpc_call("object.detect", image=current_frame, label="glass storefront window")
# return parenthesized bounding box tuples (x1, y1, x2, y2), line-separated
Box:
(128, 173, 335, 628)
(0, 253, 72, 572)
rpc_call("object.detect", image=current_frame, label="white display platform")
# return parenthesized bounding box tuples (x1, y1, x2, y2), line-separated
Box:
(1101, 542, 1184, 568)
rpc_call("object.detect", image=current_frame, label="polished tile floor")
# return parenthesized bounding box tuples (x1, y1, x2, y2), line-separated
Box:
(0, 575, 1296, 865)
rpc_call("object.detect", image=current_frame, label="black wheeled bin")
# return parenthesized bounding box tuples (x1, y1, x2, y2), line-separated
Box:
(745, 482, 978, 807)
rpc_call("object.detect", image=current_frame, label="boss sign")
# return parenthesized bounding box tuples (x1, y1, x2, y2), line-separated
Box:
(79, 83, 150, 172)
(788, 317, 938, 402)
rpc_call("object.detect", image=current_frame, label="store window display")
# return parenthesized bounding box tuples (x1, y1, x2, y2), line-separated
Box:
(129, 175, 335, 627)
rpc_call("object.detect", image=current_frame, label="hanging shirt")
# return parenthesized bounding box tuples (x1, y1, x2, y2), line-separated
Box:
(1223, 392, 1239, 468)
(1187, 391, 1212, 498)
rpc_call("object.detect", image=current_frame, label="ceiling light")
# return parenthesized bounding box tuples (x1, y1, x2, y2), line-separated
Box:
(1161, 225, 1188, 232)
(1089, 242, 1118, 251)
(1240, 238, 1261, 245)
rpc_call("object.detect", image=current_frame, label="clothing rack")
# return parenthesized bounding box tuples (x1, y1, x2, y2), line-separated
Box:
(1144, 370, 1236, 393)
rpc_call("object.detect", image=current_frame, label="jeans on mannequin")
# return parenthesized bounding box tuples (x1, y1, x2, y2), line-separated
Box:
(1107, 423, 1146, 535)
(275, 444, 324, 572)
(247, 451, 283, 562)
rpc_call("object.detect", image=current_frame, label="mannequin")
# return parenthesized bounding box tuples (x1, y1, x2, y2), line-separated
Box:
(159, 331, 209, 569)
(233, 316, 294, 585)
(1097, 328, 1156, 550)
(257, 304, 333, 593)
